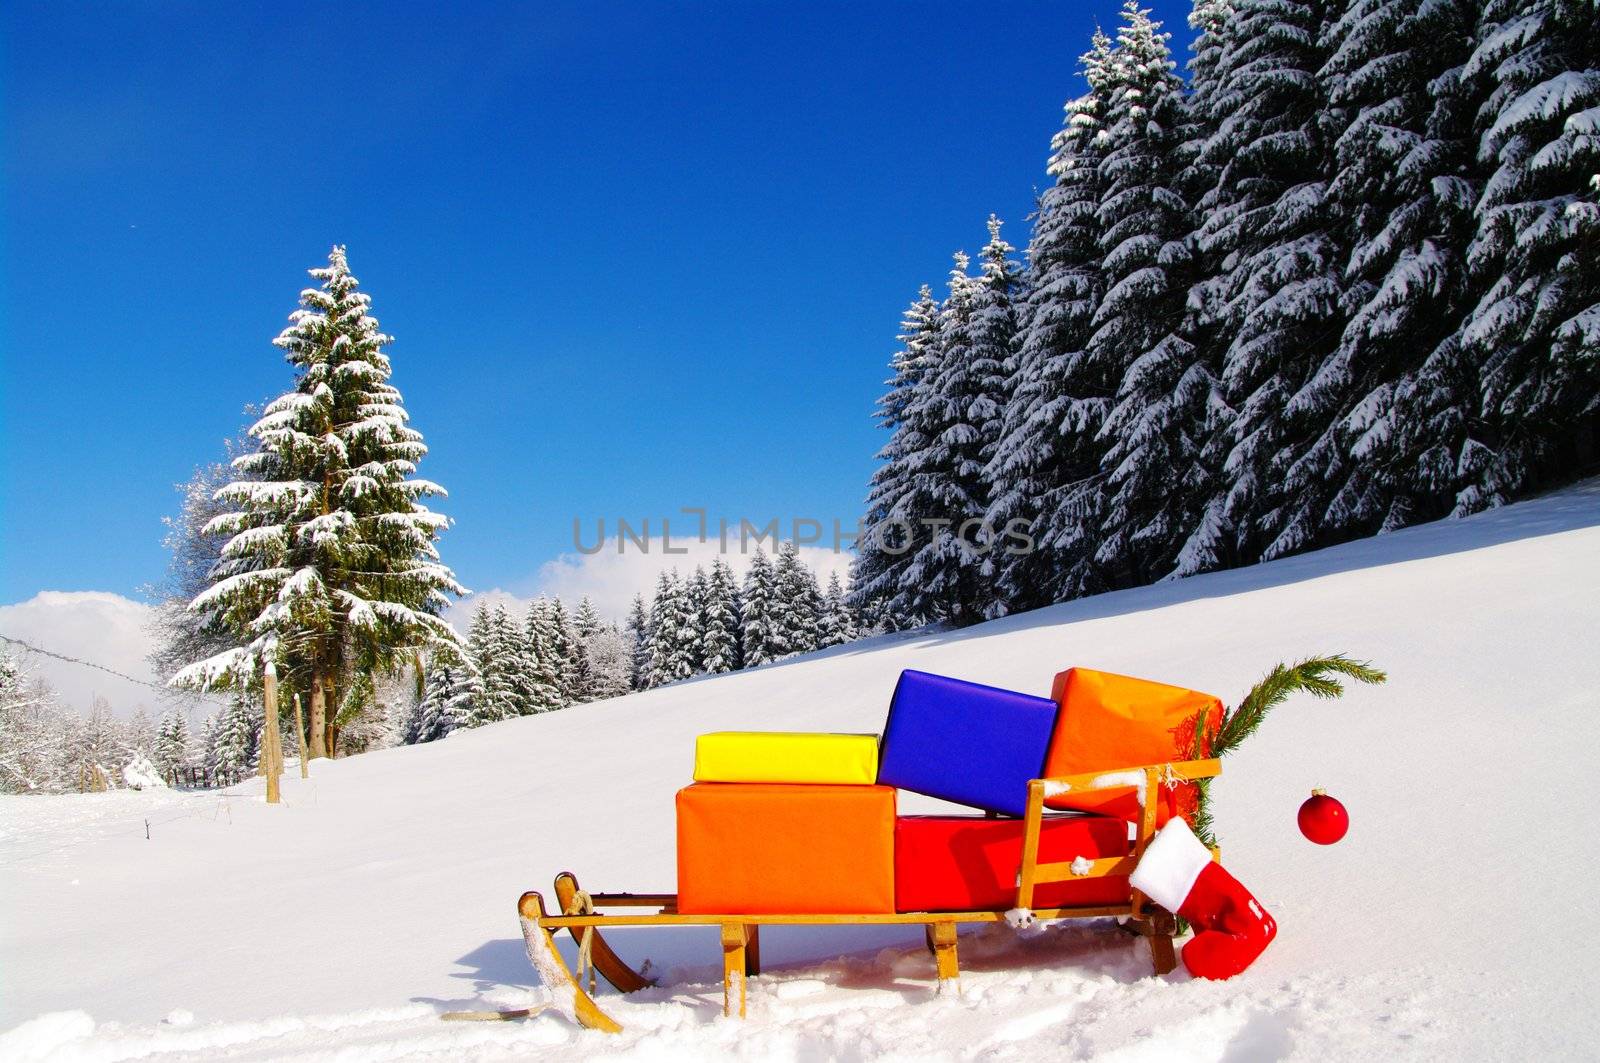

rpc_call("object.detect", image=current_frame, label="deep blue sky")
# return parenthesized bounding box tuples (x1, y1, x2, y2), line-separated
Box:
(1, 0, 1193, 604)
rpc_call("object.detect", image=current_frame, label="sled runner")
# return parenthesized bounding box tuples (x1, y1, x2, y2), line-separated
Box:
(517, 757, 1222, 1033)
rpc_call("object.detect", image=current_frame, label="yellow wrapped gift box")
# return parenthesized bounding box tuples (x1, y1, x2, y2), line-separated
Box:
(693, 731, 879, 785)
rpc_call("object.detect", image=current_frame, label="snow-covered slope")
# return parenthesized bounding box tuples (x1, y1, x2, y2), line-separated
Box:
(4, 480, 1598, 1061)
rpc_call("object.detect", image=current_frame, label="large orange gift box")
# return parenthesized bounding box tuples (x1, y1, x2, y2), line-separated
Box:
(676, 782, 896, 914)
(1044, 667, 1223, 824)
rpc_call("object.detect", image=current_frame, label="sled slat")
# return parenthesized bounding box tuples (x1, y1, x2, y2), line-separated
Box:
(538, 906, 1130, 928)
(586, 893, 677, 908)
(1032, 855, 1138, 881)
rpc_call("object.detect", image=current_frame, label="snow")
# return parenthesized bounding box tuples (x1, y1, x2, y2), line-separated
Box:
(118, 754, 165, 792)
(4, 479, 1599, 1060)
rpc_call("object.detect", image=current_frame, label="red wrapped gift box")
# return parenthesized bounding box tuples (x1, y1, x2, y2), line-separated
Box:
(894, 814, 1131, 913)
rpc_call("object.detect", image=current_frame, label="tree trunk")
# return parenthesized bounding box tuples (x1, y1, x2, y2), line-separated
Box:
(292, 692, 310, 778)
(324, 675, 339, 759)
(308, 673, 328, 760)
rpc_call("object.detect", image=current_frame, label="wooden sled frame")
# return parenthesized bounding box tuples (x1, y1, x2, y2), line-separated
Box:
(518, 757, 1222, 1033)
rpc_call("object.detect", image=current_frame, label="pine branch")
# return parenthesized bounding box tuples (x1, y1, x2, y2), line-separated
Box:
(1212, 654, 1386, 758)
(1188, 654, 1386, 849)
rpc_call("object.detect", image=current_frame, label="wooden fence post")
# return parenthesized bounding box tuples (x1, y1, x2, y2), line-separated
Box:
(262, 662, 284, 805)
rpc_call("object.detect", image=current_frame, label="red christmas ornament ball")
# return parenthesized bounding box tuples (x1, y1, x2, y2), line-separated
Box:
(1298, 789, 1348, 844)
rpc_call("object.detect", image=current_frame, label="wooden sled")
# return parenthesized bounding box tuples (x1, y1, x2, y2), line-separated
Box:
(518, 758, 1222, 1033)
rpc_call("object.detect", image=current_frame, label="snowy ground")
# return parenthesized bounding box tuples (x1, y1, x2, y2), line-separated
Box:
(3, 479, 1598, 1061)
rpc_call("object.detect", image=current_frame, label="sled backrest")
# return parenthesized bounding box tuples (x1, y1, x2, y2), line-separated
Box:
(1014, 757, 1222, 914)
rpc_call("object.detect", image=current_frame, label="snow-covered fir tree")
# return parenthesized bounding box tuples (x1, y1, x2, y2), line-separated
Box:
(682, 567, 711, 676)
(545, 598, 586, 705)
(852, 287, 943, 616)
(770, 542, 822, 658)
(1084, 5, 1206, 588)
(464, 604, 521, 725)
(154, 708, 191, 777)
(858, 0, 1599, 637)
(520, 600, 565, 712)
(1186, 0, 1350, 564)
(573, 597, 604, 641)
(891, 251, 997, 625)
(624, 594, 651, 691)
(407, 648, 479, 743)
(1456, 0, 1600, 509)
(206, 695, 261, 781)
(739, 548, 781, 667)
(1298, 0, 1483, 541)
(645, 572, 696, 687)
(1163, 0, 1243, 579)
(171, 247, 465, 763)
(194, 711, 220, 779)
(700, 559, 742, 673)
(964, 215, 1026, 615)
(985, 29, 1118, 609)
(817, 572, 858, 648)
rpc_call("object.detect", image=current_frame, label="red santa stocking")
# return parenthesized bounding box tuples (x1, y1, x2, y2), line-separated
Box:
(1129, 818, 1277, 979)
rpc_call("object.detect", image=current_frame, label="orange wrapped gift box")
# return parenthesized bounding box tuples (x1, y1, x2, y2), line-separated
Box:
(1043, 667, 1223, 825)
(676, 783, 896, 914)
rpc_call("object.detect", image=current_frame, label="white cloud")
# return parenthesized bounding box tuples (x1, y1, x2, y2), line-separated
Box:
(0, 591, 219, 719)
(451, 535, 855, 627)
(8, 540, 853, 713)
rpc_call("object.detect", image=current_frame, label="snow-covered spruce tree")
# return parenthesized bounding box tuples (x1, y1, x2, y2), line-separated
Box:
(583, 625, 634, 701)
(1088, 3, 1211, 588)
(770, 542, 822, 658)
(546, 598, 586, 704)
(521, 600, 565, 712)
(573, 597, 604, 641)
(206, 695, 261, 782)
(1166, 0, 1244, 579)
(193, 711, 220, 778)
(740, 548, 780, 667)
(645, 572, 695, 687)
(624, 594, 651, 690)
(1296, 0, 1484, 538)
(894, 252, 996, 625)
(683, 567, 711, 676)
(407, 648, 479, 743)
(172, 247, 465, 761)
(964, 216, 1026, 616)
(464, 604, 519, 725)
(985, 29, 1117, 610)
(154, 708, 191, 778)
(851, 286, 942, 619)
(700, 559, 742, 674)
(1456, 0, 1600, 508)
(817, 571, 858, 648)
(1184, 0, 1350, 565)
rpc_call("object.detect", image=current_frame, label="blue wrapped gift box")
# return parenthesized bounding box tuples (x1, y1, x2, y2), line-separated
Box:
(876, 669, 1059, 817)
